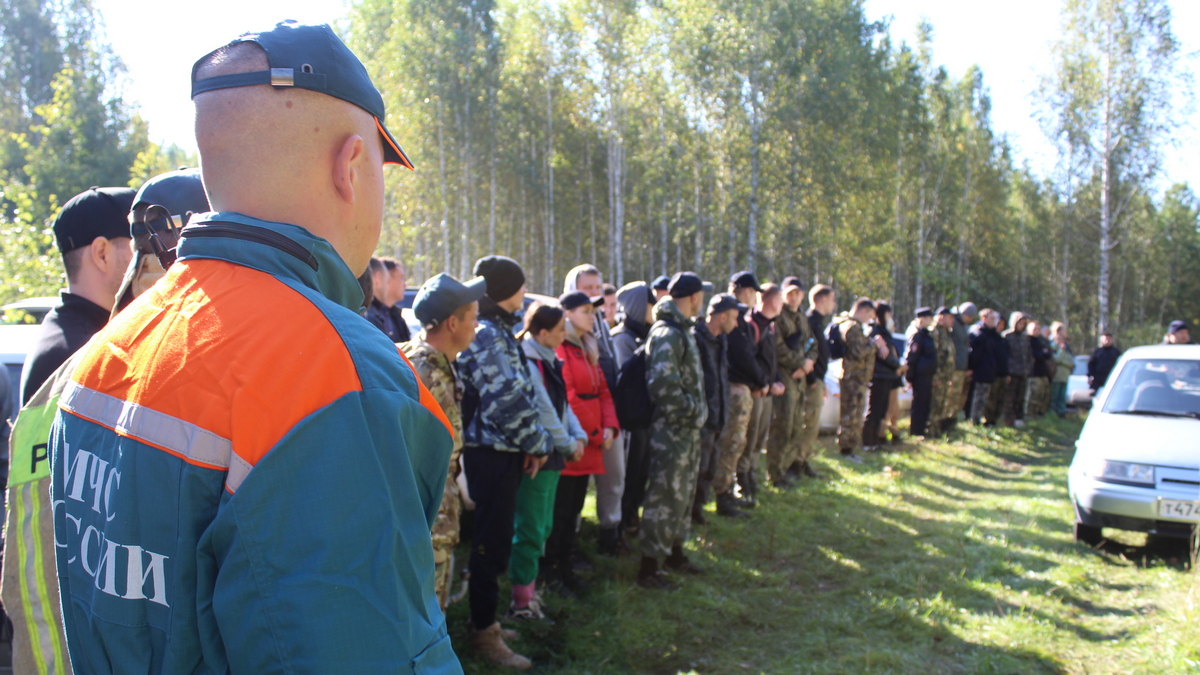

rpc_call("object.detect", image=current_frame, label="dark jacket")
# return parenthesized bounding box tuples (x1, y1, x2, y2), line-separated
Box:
(612, 319, 649, 366)
(692, 318, 729, 432)
(950, 313, 971, 371)
(869, 322, 902, 382)
(19, 292, 109, 405)
(806, 309, 831, 385)
(749, 310, 780, 386)
(1088, 346, 1121, 390)
(1003, 313, 1033, 378)
(1030, 336, 1053, 378)
(968, 323, 1008, 384)
(905, 326, 937, 377)
(366, 298, 411, 344)
(727, 311, 768, 389)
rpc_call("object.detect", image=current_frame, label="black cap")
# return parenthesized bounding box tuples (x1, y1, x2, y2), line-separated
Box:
(936, 306, 952, 316)
(191, 21, 413, 169)
(53, 187, 136, 253)
(473, 255, 526, 302)
(130, 169, 210, 236)
(559, 290, 603, 311)
(669, 272, 704, 298)
(782, 276, 803, 290)
(413, 273, 487, 328)
(652, 275, 671, 291)
(709, 293, 747, 314)
(730, 270, 762, 292)
(915, 307, 934, 318)
(1168, 320, 1189, 334)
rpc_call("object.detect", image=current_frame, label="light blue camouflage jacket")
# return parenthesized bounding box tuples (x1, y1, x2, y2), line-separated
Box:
(456, 303, 551, 456)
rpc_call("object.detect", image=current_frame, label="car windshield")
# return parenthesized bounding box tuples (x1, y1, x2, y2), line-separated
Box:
(1102, 358, 1200, 417)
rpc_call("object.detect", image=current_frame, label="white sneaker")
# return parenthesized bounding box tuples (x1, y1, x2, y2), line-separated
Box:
(1013, 419, 1026, 428)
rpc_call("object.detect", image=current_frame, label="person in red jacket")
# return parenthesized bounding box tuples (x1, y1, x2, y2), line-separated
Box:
(546, 290, 620, 595)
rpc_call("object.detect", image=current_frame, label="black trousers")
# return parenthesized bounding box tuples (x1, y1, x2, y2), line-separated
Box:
(909, 372, 935, 436)
(464, 446, 525, 631)
(863, 380, 892, 445)
(547, 474, 590, 573)
(621, 428, 652, 526)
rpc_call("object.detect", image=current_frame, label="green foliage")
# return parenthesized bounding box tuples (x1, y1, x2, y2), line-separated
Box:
(0, 0, 156, 304)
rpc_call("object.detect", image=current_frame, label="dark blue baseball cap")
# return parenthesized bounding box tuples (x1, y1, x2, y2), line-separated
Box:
(52, 187, 136, 253)
(190, 21, 413, 169)
(413, 273, 487, 328)
(652, 275, 671, 291)
(669, 272, 704, 298)
(730, 270, 762, 292)
(130, 168, 210, 237)
(709, 293, 747, 315)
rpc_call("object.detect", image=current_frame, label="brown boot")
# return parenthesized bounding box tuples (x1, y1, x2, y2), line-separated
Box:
(470, 622, 532, 670)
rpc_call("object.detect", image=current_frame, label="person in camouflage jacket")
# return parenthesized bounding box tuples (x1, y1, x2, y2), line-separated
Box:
(401, 273, 487, 611)
(831, 299, 882, 459)
(766, 278, 817, 485)
(456, 256, 548, 668)
(637, 273, 709, 590)
(931, 307, 959, 435)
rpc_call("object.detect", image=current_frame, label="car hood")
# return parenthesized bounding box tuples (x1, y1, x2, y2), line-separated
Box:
(1077, 411, 1200, 469)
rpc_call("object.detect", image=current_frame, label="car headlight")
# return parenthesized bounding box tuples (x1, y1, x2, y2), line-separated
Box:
(1083, 459, 1155, 486)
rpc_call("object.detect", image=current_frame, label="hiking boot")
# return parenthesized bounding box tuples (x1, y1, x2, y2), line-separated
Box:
(785, 461, 802, 479)
(691, 499, 708, 525)
(664, 545, 706, 575)
(771, 475, 796, 490)
(715, 492, 750, 518)
(636, 556, 676, 590)
(470, 622, 532, 670)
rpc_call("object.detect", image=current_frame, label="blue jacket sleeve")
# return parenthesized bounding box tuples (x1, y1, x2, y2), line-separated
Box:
(203, 390, 462, 674)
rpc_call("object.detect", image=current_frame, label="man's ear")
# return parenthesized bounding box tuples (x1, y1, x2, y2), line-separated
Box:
(87, 236, 114, 273)
(333, 134, 366, 204)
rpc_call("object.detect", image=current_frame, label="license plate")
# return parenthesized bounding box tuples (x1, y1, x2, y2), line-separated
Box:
(1159, 499, 1200, 521)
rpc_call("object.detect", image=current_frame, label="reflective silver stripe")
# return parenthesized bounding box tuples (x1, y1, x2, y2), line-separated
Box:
(226, 453, 253, 493)
(60, 382, 232, 470)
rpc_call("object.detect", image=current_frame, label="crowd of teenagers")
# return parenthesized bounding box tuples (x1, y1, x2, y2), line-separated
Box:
(3, 20, 1196, 674)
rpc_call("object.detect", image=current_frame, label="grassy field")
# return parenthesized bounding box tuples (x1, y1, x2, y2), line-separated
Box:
(445, 415, 1200, 674)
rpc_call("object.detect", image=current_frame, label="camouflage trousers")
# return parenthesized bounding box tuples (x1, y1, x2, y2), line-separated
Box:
(1005, 375, 1028, 422)
(969, 381, 991, 424)
(431, 480, 462, 611)
(766, 376, 805, 481)
(737, 396, 772, 484)
(638, 418, 702, 561)
(798, 379, 826, 463)
(1027, 377, 1051, 417)
(983, 378, 1007, 425)
(932, 369, 964, 427)
(713, 383, 754, 495)
(838, 378, 868, 452)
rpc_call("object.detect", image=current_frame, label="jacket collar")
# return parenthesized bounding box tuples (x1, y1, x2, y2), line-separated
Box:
(177, 212, 364, 312)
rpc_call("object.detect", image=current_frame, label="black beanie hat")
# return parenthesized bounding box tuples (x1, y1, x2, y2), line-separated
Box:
(473, 255, 526, 302)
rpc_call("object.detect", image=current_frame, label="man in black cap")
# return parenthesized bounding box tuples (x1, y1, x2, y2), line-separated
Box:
(1088, 332, 1121, 392)
(637, 272, 708, 589)
(651, 275, 672, 301)
(1165, 320, 1191, 344)
(691, 293, 742, 523)
(712, 270, 767, 513)
(401, 273, 486, 613)
(905, 308, 938, 438)
(931, 306, 959, 435)
(49, 22, 459, 674)
(456, 254, 549, 667)
(19, 186, 134, 404)
(767, 277, 815, 487)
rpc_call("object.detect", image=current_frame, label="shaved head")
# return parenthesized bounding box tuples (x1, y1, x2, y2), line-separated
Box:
(193, 43, 384, 274)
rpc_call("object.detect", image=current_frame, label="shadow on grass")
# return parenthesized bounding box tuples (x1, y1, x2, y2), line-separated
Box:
(445, 415, 1172, 673)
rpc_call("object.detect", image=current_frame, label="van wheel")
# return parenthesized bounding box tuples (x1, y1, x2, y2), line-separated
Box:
(1074, 522, 1103, 546)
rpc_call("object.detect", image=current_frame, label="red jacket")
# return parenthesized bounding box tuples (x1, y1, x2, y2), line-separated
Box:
(556, 338, 619, 476)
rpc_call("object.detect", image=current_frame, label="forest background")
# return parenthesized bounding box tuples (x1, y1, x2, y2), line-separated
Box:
(0, 0, 1197, 348)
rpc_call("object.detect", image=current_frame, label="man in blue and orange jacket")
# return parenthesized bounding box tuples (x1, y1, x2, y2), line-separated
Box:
(48, 22, 462, 674)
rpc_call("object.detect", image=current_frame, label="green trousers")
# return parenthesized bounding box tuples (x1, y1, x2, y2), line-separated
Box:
(509, 468, 561, 586)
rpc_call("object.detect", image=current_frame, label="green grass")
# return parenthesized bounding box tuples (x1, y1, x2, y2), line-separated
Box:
(445, 415, 1200, 674)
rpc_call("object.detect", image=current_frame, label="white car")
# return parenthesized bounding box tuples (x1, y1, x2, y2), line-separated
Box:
(1066, 354, 1093, 408)
(1068, 344, 1200, 545)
